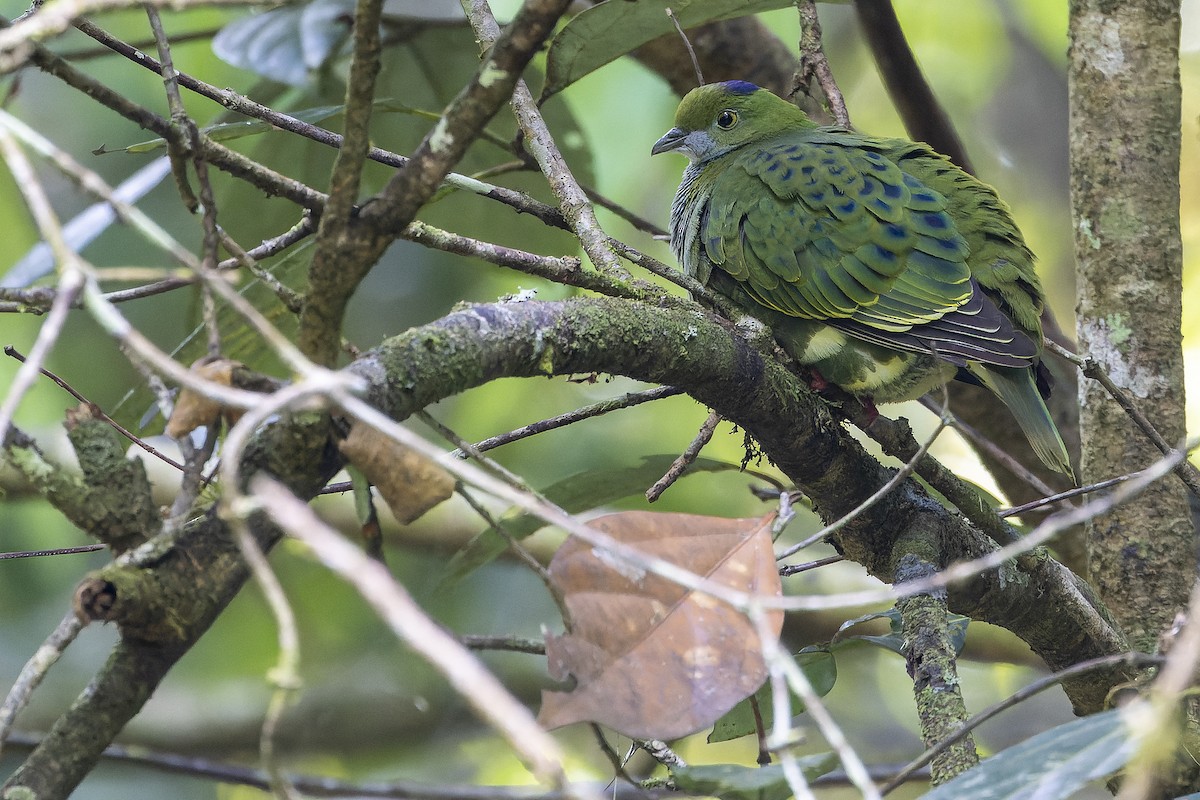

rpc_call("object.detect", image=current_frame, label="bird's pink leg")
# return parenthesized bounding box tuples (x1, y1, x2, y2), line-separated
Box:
(859, 396, 879, 426)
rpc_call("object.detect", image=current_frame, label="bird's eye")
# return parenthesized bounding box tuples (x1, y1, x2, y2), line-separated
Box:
(716, 109, 738, 130)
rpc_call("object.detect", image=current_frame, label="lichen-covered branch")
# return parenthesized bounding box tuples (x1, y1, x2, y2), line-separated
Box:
(5, 406, 158, 555)
(350, 298, 1131, 711)
(893, 540, 978, 785)
(4, 296, 1135, 797)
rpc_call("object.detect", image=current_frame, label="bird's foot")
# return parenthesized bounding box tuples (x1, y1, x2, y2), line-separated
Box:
(859, 396, 879, 427)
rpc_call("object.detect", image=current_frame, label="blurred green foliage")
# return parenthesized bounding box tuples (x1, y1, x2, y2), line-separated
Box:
(0, 0, 1195, 797)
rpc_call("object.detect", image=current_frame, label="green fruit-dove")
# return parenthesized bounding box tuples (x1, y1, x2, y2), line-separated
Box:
(652, 81, 1072, 476)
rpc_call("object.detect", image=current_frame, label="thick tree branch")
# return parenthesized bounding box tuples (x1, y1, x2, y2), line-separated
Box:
(5, 296, 1135, 796)
(297, 0, 573, 365)
(349, 299, 1131, 711)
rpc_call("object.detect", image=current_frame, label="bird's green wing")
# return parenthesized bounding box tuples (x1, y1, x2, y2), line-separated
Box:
(872, 138, 1047, 338)
(698, 134, 1037, 368)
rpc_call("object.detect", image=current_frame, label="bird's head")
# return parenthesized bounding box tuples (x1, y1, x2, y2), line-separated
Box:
(651, 80, 815, 163)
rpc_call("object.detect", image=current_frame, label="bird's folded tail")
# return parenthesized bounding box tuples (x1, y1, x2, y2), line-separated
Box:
(973, 365, 1075, 480)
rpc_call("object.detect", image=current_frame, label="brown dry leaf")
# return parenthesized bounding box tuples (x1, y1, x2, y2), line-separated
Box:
(538, 511, 783, 740)
(165, 357, 283, 438)
(338, 422, 456, 524)
(165, 357, 239, 439)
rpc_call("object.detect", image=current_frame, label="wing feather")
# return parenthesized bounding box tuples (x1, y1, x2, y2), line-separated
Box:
(695, 131, 1042, 369)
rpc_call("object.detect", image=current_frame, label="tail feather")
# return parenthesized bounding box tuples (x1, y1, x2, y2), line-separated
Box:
(974, 364, 1075, 480)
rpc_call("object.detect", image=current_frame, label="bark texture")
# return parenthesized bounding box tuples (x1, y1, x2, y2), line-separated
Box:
(1068, 0, 1193, 653)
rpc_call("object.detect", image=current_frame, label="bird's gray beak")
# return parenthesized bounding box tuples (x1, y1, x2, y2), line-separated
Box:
(651, 127, 687, 156)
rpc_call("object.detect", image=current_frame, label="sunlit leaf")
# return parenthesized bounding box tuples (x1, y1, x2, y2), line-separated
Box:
(164, 357, 280, 439)
(708, 646, 836, 742)
(338, 421, 456, 524)
(919, 709, 1134, 799)
(538, 511, 783, 740)
(541, 0, 804, 100)
(672, 757, 838, 800)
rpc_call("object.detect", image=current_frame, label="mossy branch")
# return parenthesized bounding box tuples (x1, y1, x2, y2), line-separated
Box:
(5, 299, 1130, 797)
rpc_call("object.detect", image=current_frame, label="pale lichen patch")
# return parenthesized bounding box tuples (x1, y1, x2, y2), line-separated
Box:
(429, 116, 455, 152)
(478, 62, 509, 88)
(1092, 17, 1126, 79)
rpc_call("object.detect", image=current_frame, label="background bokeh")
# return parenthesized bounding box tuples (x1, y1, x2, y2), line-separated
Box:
(1, 1, 1197, 797)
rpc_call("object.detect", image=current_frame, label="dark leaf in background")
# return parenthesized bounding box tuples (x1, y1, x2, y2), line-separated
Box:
(672, 757, 838, 800)
(708, 646, 836, 742)
(541, 0, 809, 100)
(439, 455, 750, 585)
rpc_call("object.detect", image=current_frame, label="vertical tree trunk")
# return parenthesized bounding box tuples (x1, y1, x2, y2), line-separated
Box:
(1068, 0, 1191, 652)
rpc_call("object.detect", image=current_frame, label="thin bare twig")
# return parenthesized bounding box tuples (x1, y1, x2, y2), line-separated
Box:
(777, 394, 952, 560)
(459, 634, 545, 654)
(757, 612, 879, 799)
(0, 545, 106, 559)
(459, 385, 684, 456)
(919, 396, 1058, 496)
(228, 514, 303, 800)
(0, 612, 84, 757)
(0, 0, 257, 71)
(456, 484, 573, 629)
(0, 126, 87, 443)
(3, 346, 185, 471)
(998, 472, 1129, 518)
(464, 1, 626, 281)
(250, 475, 570, 789)
(1046, 339, 1200, 499)
(3, 730, 662, 799)
(778, 554, 843, 577)
(70, 18, 568, 228)
(794, 0, 849, 127)
(665, 8, 703, 86)
(646, 410, 722, 502)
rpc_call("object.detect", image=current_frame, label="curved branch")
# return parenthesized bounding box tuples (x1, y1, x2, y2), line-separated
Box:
(5, 298, 1129, 797)
(350, 298, 1129, 709)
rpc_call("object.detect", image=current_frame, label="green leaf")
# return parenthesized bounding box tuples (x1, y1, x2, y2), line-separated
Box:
(541, 0, 801, 100)
(709, 647, 836, 742)
(120, 105, 350, 154)
(438, 455, 749, 586)
(672, 757, 837, 800)
(919, 709, 1134, 800)
(345, 464, 374, 526)
(833, 607, 970, 656)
